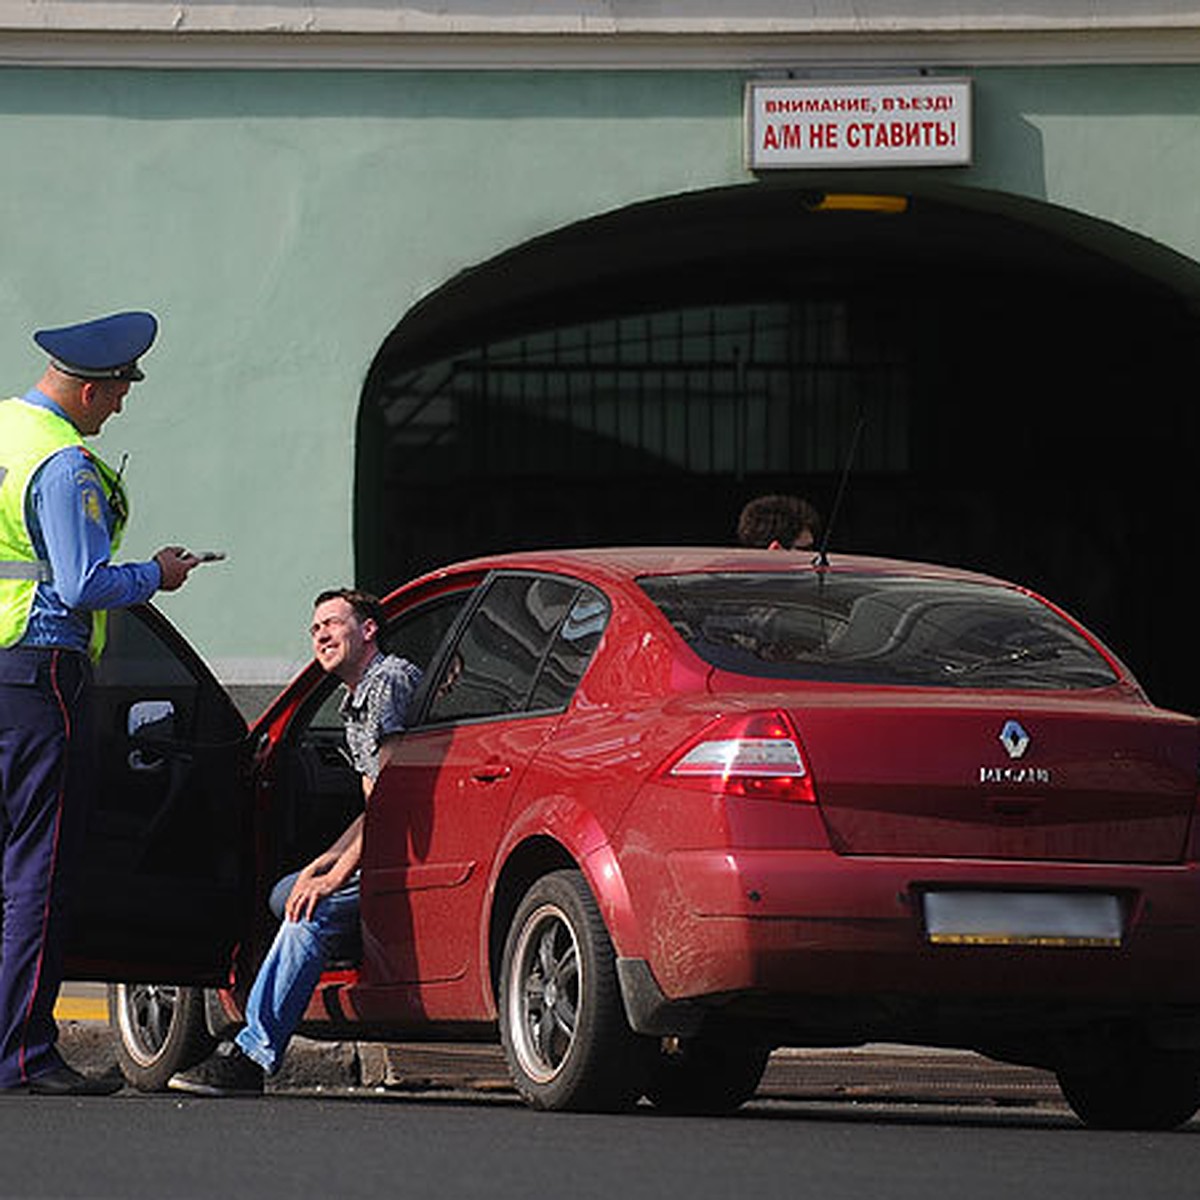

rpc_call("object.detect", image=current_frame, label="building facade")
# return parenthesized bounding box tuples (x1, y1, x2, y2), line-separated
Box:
(2, 3, 1197, 712)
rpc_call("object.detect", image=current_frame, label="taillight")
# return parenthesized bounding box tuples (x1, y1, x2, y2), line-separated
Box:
(665, 710, 816, 803)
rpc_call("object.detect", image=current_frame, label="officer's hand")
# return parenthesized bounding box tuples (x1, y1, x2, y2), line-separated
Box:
(154, 546, 198, 592)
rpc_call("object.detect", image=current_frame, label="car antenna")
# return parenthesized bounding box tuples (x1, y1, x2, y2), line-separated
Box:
(813, 412, 865, 569)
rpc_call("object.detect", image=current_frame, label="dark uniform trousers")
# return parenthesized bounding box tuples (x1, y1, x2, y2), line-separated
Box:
(0, 646, 95, 1087)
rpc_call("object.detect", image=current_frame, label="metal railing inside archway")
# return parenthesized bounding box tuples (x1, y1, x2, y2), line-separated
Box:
(375, 299, 907, 480)
(360, 298, 911, 587)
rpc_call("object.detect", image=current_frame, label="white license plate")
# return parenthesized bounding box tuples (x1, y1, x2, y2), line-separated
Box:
(922, 891, 1122, 947)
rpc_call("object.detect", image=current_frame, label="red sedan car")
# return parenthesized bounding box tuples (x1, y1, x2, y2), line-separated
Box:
(72, 548, 1200, 1128)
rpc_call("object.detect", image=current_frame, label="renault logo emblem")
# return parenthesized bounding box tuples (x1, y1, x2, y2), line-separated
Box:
(999, 719, 1030, 760)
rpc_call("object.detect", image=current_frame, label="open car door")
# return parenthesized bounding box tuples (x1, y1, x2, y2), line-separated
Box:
(65, 603, 251, 985)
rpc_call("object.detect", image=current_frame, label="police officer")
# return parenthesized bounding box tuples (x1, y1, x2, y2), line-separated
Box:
(0, 311, 200, 1094)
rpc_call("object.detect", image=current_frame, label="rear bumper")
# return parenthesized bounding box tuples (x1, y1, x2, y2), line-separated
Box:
(639, 849, 1200, 1006)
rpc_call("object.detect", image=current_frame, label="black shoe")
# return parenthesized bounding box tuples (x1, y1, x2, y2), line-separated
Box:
(18, 1064, 124, 1096)
(168, 1042, 264, 1097)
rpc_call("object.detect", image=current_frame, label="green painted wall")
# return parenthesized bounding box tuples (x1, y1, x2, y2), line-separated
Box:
(968, 66, 1200, 253)
(1, 64, 1196, 692)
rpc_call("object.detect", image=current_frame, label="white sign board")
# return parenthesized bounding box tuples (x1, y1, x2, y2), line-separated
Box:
(747, 79, 972, 170)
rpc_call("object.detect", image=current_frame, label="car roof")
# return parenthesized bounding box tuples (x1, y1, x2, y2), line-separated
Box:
(405, 547, 1016, 591)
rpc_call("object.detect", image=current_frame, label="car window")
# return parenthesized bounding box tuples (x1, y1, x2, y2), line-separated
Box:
(529, 585, 609, 711)
(427, 574, 603, 722)
(638, 572, 1118, 690)
(94, 605, 208, 743)
(95, 606, 196, 689)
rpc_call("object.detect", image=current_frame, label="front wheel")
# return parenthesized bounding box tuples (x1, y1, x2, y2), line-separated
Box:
(109, 984, 215, 1091)
(499, 870, 649, 1111)
(1056, 1044, 1200, 1131)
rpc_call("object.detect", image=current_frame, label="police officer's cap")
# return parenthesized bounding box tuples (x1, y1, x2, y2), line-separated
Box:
(34, 311, 158, 383)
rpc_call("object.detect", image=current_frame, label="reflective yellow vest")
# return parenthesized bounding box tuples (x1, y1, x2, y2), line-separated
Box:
(0, 397, 128, 658)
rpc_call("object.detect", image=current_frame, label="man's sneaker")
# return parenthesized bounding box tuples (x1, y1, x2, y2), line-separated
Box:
(168, 1042, 264, 1097)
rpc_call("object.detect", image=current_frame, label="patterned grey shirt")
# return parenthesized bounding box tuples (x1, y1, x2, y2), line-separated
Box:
(338, 652, 422, 781)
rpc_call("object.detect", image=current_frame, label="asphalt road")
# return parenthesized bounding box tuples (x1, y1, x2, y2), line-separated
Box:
(2, 1088, 1199, 1200)
(29, 993, 1196, 1200)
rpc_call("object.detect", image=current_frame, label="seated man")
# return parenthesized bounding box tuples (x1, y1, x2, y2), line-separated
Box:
(170, 588, 421, 1095)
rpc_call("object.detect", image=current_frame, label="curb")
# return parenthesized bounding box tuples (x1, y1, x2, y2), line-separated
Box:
(59, 1021, 1068, 1107)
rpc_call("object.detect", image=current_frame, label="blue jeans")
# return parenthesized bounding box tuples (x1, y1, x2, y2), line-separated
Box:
(234, 869, 360, 1075)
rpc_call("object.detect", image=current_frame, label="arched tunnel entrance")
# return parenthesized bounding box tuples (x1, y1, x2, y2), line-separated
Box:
(357, 182, 1200, 714)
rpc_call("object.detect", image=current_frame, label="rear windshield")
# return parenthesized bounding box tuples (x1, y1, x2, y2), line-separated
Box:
(638, 572, 1119, 690)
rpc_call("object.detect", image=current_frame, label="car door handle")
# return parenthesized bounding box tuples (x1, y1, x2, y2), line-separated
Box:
(472, 762, 513, 784)
(128, 749, 166, 773)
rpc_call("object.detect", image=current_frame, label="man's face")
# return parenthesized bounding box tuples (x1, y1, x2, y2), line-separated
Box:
(310, 597, 376, 683)
(77, 380, 131, 436)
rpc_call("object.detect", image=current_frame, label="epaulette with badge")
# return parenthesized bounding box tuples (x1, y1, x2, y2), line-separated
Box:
(76, 446, 128, 527)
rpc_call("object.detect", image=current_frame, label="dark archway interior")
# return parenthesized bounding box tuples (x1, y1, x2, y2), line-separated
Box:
(359, 182, 1200, 714)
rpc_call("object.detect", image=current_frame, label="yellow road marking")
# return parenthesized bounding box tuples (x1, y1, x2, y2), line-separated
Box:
(54, 997, 109, 1022)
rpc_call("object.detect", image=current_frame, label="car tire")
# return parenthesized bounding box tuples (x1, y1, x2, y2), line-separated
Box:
(109, 983, 215, 1092)
(499, 869, 649, 1112)
(643, 1032, 771, 1115)
(1056, 1044, 1200, 1130)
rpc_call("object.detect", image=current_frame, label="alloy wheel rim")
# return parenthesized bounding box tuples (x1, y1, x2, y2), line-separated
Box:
(116, 983, 180, 1066)
(508, 903, 582, 1084)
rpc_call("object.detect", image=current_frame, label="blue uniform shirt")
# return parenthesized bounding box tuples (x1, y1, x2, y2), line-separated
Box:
(18, 389, 161, 652)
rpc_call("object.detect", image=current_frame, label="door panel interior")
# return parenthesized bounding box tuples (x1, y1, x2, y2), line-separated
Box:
(67, 604, 249, 981)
